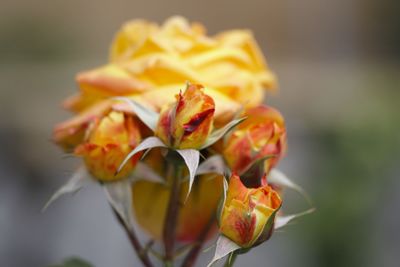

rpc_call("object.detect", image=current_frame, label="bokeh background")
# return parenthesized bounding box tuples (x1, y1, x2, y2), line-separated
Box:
(1, 0, 399, 266)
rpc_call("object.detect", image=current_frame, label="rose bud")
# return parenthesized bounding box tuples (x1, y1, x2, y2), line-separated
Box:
(53, 101, 113, 151)
(75, 111, 142, 182)
(219, 174, 282, 248)
(223, 105, 286, 176)
(155, 83, 215, 149)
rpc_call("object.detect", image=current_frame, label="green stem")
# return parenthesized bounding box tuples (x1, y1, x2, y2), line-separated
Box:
(181, 213, 216, 267)
(223, 252, 237, 267)
(163, 163, 183, 266)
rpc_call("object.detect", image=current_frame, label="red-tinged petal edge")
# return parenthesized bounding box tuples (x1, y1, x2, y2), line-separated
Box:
(183, 108, 215, 136)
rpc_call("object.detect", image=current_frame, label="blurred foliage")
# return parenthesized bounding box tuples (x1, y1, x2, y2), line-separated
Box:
(363, 0, 400, 59)
(48, 257, 93, 267)
(298, 72, 400, 267)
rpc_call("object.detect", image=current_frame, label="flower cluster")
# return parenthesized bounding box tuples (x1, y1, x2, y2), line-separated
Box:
(51, 16, 309, 267)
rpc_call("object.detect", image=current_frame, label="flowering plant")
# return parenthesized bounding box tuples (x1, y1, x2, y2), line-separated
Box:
(47, 16, 312, 267)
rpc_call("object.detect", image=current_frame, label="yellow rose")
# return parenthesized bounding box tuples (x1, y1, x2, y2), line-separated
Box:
(55, 16, 276, 150)
(63, 16, 276, 122)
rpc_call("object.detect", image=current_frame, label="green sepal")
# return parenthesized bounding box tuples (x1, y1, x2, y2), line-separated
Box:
(200, 117, 246, 149)
(113, 97, 159, 131)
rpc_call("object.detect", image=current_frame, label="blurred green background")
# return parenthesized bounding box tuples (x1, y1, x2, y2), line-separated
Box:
(0, 0, 399, 266)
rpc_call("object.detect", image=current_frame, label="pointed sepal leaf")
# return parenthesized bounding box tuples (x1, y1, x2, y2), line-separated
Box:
(200, 117, 246, 149)
(42, 166, 90, 211)
(117, 136, 166, 174)
(275, 208, 315, 230)
(176, 149, 200, 200)
(133, 162, 165, 184)
(216, 176, 229, 226)
(268, 169, 312, 205)
(222, 176, 229, 208)
(207, 235, 241, 267)
(225, 252, 238, 267)
(104, 179, 134, 230)
(113, 97, 159, 131)
(196, 155, 226, 176)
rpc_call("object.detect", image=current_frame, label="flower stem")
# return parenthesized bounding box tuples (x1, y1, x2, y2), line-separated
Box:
(181, 213, 216, 267)
(112, 208, 154, 267)
(163, 163, 183, 265)
(223, 252, 237, 267)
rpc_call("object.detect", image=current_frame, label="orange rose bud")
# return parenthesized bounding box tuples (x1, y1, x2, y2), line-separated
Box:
(155, 84, 215, 149)
(75, 111, 141, 182)
(223, 105, 286, 175)
(220, 174, 281, 248)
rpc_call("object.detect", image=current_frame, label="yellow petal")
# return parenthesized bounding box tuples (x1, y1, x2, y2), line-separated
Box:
(110, 19, 159, 61)
(65, 64, 151, 112)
